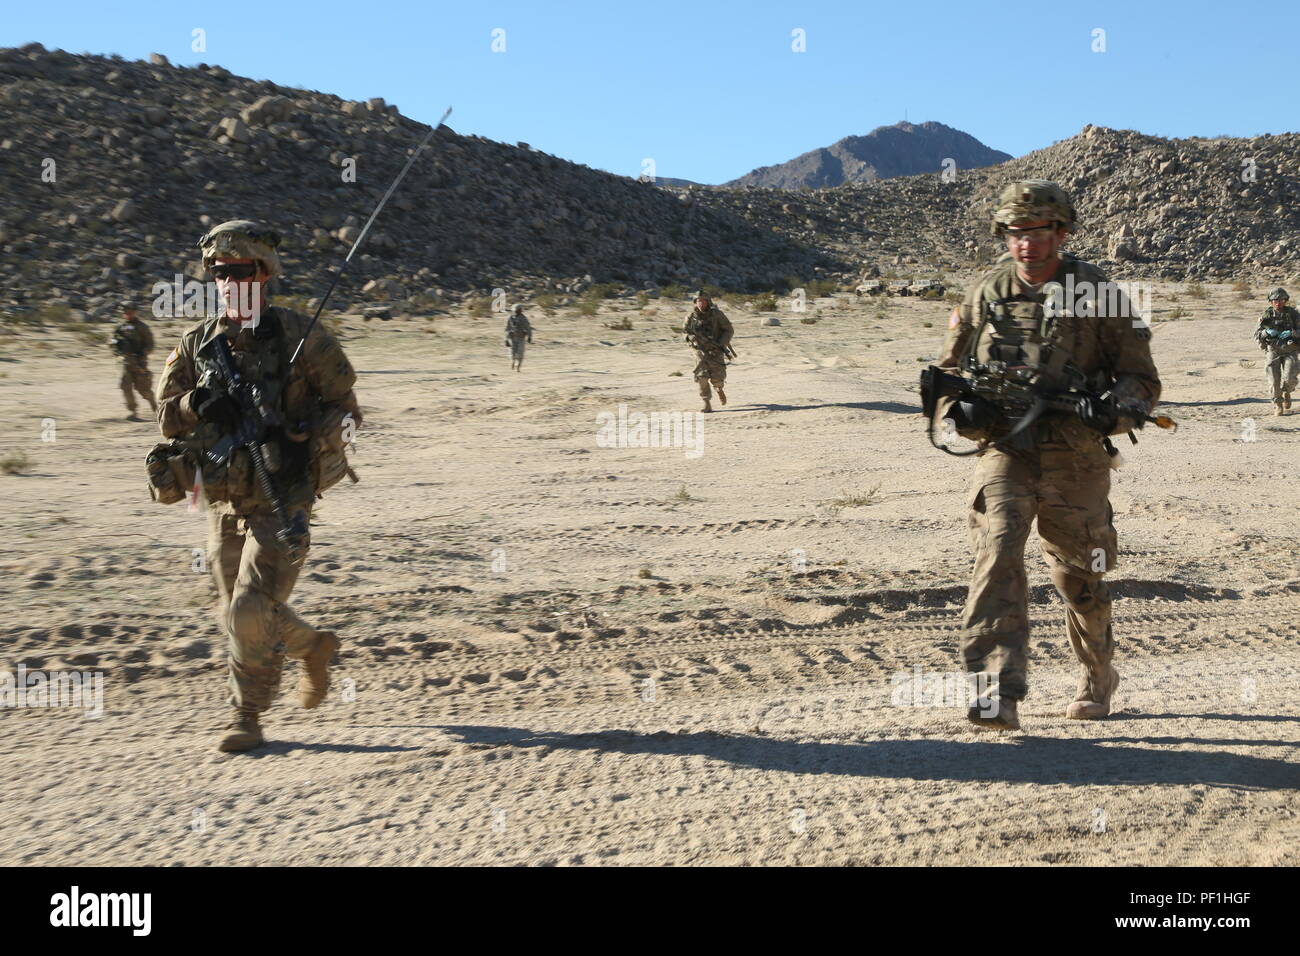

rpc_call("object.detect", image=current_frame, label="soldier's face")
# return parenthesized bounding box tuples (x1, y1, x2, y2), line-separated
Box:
(695, 297, 709, 310)
(1271, 298, 1286, 310)
(1004, 219, 1066, 267)
(212, 257, 268, 322)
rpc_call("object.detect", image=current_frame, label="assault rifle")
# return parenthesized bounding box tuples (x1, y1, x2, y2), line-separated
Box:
(111, 326, 139, 357)
(203, 332, 309, 565)
(685, 329, 737, 360)
(920, 362, 1175, 458)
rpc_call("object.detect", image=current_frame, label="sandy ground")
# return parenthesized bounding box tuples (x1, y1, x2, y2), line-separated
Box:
(1, 280, 1298, 866)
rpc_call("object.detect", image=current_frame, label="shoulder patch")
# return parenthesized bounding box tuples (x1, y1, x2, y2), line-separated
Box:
(948, 308, 961, 329)
(165, 347, 180, 366)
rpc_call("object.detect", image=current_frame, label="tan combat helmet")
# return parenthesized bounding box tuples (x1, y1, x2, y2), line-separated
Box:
(693, 288, 712, 307)
(197, 220, 283, 278)
(1268, 287, 1289, 303)
(991, 180, 1077, 235)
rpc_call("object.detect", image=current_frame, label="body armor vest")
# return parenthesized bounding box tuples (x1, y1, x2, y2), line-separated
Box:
(188, 310, 312, 507)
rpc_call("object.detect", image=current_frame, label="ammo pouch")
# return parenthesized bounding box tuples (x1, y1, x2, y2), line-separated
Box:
(310, 405, 359, 495)
(145, 441, 198, 505)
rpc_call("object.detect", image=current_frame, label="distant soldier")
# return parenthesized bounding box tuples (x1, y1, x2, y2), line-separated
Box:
(1254, 288, 1300, 415)
(155, 220, 362, 753)
(683, 290, 734, 412)
(505, 304, 533, 372)
(112, 302, 157, 421)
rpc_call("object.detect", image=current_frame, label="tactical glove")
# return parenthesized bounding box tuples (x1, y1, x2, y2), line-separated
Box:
(192, 387, 240, 430)
(1076, 395, 1119, 435)
(953, 397, 999, 430)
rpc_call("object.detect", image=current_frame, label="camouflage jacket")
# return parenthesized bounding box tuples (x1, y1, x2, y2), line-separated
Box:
(156, 306, 360, 512)
(938, 252, 1161, 444)
(684, 306, 733, 352)
(112, 318, 154, 361)
(1255, 305, 1300, 353)
(505, 313, 532, 339)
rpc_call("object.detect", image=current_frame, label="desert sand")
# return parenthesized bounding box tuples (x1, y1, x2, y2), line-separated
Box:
(1, 280, 1297, 866)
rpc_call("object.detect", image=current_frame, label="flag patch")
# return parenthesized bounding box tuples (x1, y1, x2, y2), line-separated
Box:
(948, 308, 961, 329)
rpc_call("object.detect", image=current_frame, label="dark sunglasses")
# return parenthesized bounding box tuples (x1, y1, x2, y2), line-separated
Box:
(210, 263, 259, 280)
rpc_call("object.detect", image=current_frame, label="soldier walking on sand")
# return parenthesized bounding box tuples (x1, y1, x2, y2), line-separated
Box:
(154, 220, 363, 753)
(112, 302, 157, 421)
(683, 290, 734, 413)
(935, 181, 1161, 731)
(1254, 288, 1300, 415)
(505, 304, 533, 372)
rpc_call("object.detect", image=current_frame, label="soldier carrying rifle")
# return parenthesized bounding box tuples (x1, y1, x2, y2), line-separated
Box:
(928, 180, 1163, 731)
(153, 220, 362, 753)
(682, 290, 734, 413)
(1254, 287, 1300, 415)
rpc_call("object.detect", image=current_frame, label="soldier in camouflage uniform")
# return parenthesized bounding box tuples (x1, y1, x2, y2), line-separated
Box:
(683, 290, 734, 412)
(505, 304, 533, 372)
(155, 220, 363, 753)
(1254, 288, 1300, 415)
(936, 181, 1162, 730)
(112, 303, 157, 421)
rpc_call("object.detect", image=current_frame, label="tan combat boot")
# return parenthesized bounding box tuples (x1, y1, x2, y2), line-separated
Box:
(1274, 404, 1285, 416)
(716, 387, 727, 406)
(701, 398, 713, 413)
(967, 696, 1020, 731)
(217, 710, 264, 752)
(1065, 664, 1120, 719)
(298, 631, 340, 709)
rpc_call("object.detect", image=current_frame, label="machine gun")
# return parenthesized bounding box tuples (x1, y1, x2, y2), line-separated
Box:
(202, 332, 309, 565)
(920, 362, 1175, 458)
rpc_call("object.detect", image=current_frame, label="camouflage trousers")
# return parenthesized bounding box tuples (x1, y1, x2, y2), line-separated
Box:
(509, 335, 527, 368)
(693, 348, 727, 399)
(206, 502, 330, 713)
(960, 438, 1118, 701)
(1266, 350, 1299, 403)
(120, 358, 155, 413)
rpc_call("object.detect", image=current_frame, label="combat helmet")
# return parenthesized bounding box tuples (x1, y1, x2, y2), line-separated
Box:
(197, 220, 283, 278)
(992, 180, 1076, 235)
(1268, 287, 1290, 302)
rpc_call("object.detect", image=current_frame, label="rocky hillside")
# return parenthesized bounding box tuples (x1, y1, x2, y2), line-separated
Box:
(2, 43, 1298, 323)
(0, 44, 842, 321)
(964, 124, 1300, 278)
(690, 123, 1300, 283)
(726, 121, 1011, 189)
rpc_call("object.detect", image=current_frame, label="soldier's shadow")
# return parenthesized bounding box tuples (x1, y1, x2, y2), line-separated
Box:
(739, 401, 919, 414)
(1156, 397, 1271, 407)
(246, 740, 423, 757)
(434, 723, 1299, 791)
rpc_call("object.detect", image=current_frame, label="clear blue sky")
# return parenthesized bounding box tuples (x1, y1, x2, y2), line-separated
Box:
(5, 0, 1296, 184)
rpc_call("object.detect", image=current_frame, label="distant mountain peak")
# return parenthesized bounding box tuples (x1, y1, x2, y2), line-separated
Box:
(726, 120, 1011, 189)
